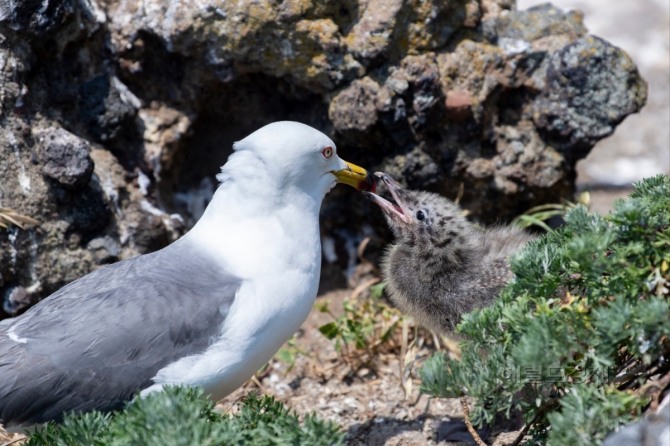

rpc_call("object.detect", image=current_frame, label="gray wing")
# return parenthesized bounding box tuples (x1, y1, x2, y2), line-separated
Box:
(0, 238, 241, 426)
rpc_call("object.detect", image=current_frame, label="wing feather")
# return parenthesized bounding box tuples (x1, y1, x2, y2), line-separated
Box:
(0, 239, 240, 426)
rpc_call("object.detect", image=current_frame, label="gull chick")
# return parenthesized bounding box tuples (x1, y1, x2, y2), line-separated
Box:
(366, 173, 534, 334)
(0, 121, 375, 428)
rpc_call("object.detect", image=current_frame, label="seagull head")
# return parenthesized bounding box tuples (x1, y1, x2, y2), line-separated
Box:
(222, 121, 376, 201)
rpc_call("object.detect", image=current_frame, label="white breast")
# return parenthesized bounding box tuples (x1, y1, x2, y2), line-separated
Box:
(142, 185, 322, 400)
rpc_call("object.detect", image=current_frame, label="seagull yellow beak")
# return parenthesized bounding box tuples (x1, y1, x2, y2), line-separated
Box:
(331, 161, 377, 192)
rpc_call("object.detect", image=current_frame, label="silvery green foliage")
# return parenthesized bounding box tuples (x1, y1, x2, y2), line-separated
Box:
(421, 175, 670, 445)
(27, 387, 344, 446)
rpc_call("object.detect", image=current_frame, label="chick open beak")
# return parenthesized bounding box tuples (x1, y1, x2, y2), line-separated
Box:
(364, 172, 410, 224)
(331, 161, 377, 192)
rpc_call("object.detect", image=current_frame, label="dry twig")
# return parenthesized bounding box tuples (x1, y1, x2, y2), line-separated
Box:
(0, 208, 38, 230)
(460, 396, 487, 446)
(508, 399, 560, 446)
(1, 436, 27, 446)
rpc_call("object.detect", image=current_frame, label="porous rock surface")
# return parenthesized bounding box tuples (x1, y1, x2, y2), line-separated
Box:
(0, 0, 646, 316)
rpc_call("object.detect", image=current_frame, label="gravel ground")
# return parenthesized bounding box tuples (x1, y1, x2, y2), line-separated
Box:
(216, 288, 507, 446)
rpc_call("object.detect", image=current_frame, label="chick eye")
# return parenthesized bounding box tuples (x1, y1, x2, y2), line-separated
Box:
(416, 210, 426, 221)
(322, 146, 333, 159)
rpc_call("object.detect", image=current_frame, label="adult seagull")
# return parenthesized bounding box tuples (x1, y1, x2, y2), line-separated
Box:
(0, 121, 375, 428)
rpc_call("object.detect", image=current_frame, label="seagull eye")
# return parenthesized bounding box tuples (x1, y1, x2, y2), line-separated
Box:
(416, 210, 426, 221)
(322, 146, 333, 159)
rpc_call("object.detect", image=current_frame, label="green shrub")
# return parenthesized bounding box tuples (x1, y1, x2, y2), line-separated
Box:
(27, 387, 344, 446)
(420, 175, 670, 445)
(317, 282, 404, 367)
